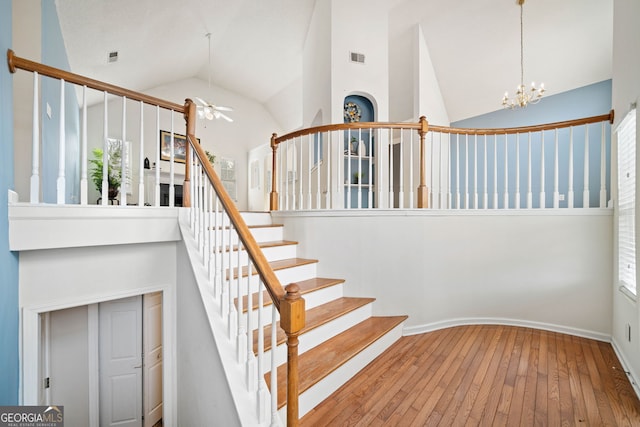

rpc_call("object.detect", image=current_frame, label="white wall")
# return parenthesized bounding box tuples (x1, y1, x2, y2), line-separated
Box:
(265, 76, 303, 134)
(415, 25, 449, 127)
(611, 0, 640, 396)
(273, 210, 613, 339)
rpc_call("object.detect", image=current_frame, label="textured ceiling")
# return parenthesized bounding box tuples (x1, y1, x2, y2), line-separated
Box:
(55, 0, 613, 123)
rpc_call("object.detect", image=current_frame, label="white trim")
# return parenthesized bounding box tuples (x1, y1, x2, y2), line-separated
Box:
(611, 337, 640, 401)
(271, 207, 613, 219)
(88, 304, 99, 427)
(402, 317, 611, 342)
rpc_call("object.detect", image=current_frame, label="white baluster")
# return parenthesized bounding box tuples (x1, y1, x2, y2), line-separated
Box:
(599, 122, 607, 207)
(138, 101, 145, 206)
(237, 242, 246, 364)
(57, 79, 66, 204)
(246, 263, 256, 391)
(214, 198, 221, 296)
(30, 72, 39, 204)
(492, 135, 498, 209)
(102, 91, 109, 206)
(568, 127, 574, 208)
(220, 213, 228, 317)
(430, 132, 435, 208)
(464, 135, 469, 209)
(120, 97, 127, 206)
(473, 134, 478, 209)
(368, 129, 373, 209)
(80, 85, 88, 205)
(347, 130, 352, 209)
(583, 125, 590, 207)
(169, 113, 175, 207)
(270, 307, 279, 427)
(482, 134, 489, 209)
(409, 130, 415, 209)
(397, 130, 404, 209)
(257, 280, 267, 422)
(527, 132, 532, 208)
(316, 134, 321, 209)
(515, 133, 521, 209)
(307, 135, 313, 210)
(228, 224, 237, 339)
(284, 140, 290, 211)
(325, 131, 331, 209)
(503, 134, 509, 209)
(446, 133, 452, 209)
(154, 106, 160, 207)
(438, 132, 444, 208)
(540, 131, 546, 208)
(387, 129, 392, 208)
(553, 129, 559, 208)
(357, 129, 362, 209)
(299, 136, 304, 210)
(455, 134, 460, 209)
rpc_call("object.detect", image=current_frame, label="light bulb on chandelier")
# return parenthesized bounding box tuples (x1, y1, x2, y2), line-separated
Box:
(501, 0, 545, 109)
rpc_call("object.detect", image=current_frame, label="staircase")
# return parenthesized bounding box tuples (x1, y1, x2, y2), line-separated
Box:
(239, 212, 407, 421)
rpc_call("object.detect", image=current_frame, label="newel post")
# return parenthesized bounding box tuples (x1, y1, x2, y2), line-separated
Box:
(183, 98, 196, 208)
(280, 283, 305, 426)
(417, 116, 429, 208)
(270, 133, 279, 211)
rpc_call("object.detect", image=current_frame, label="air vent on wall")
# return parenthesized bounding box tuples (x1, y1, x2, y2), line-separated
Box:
(108, 51, 119, 63)
(350, 51, 365, 64)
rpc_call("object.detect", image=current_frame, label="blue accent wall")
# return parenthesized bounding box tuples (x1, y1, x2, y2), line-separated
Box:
(41, 1, 80, 203)
(0, 0, 19, 405)
(450, 80, 612, 208)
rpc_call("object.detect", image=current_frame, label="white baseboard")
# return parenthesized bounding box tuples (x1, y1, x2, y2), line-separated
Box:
(611, 338, 640, 401)
(403, 317, 610, 342)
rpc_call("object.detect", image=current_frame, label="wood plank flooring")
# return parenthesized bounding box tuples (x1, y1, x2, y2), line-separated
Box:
(301, 325, 640, 426)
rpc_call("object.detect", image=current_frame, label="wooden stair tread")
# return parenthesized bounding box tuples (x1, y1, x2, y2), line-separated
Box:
(266, 315, 408, 409)
(252, 297, 375, 353)
(239, 277, 346, 312)
(219, 240, 298, 252)
(229, 258, 318, 279)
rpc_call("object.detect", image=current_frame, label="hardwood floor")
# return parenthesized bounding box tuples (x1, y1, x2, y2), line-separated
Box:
(301, 325, 640, 426)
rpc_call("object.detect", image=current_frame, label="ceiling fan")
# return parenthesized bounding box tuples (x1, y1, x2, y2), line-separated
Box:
(195, 33, 234, 123)
(194, 96, 234, 122)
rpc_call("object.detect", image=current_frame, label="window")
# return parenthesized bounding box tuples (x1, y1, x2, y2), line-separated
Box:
(617, 108, 637, 296)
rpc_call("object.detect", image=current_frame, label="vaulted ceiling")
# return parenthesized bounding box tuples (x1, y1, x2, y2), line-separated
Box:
(55, 0, 613, 124)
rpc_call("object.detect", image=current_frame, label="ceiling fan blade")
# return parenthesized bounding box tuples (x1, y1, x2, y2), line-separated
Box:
(218, 112, 233, 122)
(194, 97, 208, 106)
(213, 105, 233, 112)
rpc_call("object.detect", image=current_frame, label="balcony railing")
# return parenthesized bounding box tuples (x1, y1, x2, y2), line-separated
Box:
(269, 112, 614, 211)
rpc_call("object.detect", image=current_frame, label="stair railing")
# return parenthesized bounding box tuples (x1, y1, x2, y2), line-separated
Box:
(8, 49, 304, 426)
(185, 99, 305, 425)
(270, 112, 614, 211)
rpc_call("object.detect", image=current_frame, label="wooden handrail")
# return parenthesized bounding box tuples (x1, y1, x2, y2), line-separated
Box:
(7, 49, 185, 112)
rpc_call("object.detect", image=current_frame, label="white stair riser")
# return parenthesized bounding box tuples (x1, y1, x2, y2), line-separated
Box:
(259, 303, 374, 373)
(210, 226, 284, 247)
(218, 263, 318, 298)
(215, 244, 298, 270)
(240, 212, 273, 226)
(279, 322, 406, 421)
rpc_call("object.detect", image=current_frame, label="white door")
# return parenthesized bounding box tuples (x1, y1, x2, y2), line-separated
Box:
(100, 296, 143, 427)
(143, 293, 163, 427)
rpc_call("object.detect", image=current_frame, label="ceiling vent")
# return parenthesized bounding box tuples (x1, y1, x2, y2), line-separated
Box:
(350, 52, 365, 64)
(108, 51, 119, 63)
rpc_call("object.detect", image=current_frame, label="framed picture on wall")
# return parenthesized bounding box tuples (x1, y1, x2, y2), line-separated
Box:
(159, 131, 199, 163)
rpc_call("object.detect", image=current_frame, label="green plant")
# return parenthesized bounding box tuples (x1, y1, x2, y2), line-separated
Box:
(205, 150, 216, 165)
(89, 146, 121, 195)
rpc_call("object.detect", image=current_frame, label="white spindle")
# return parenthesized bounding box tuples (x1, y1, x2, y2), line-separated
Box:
(368, 129, 373, 209)
(430, 132, 435, 208)
(257, 280, 267, 422)
(492, 135, 498, 209)
(357, 129, 362, 209)
(80, 85, 88, 205)
(540, 131, 546, 208)
(527, 132, 532, 208)
(446, 133, 452, 209)
(299, 137, 304, 210)
(583, 125, 590, 207)
(315, 135, 320, 209)
(398, 130, 404, 209)
(307, 136, 313, 210)
(120, 97, 127, 206)
(599, 122, 607, 207)
(102, 91, 109, 206)
(228, 225, 237, 338)
(326, 131, 331, 209)
(154, 106, 160, 207)
(270, 306, 278, 426)
(503, 134, 509, 209)
(169, 113, 175, 207)
(438, 132, 443, 208)
(464, 135, 469, 209)
(220, 213, 228, 317)
(455, 134, 460, 209)
(409, 130, 415, 209)
(138, 101, 145, 206)
(237, 242, 246, 363)
(568, 127, 574, 208)
(515, 133, 521, 209)
(388, 129, 394, 208)
(57, 79, 66, 204)
(246, 263, 256, 391)
(553, 129, 559, 208)
(481, 135, 486, 209)
(214, 198, 222, 296)
(30, 72, 39, 204)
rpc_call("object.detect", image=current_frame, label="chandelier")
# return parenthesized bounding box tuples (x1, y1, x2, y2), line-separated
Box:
(502, 0, 545, 109)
